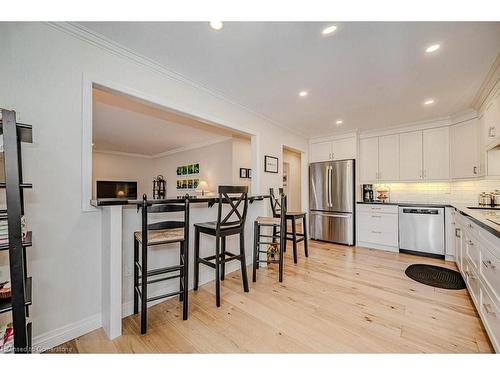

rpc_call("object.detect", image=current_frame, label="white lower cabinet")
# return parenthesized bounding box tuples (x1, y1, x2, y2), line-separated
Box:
(356, 204, 399, 252)
(454, 211, 500, 352)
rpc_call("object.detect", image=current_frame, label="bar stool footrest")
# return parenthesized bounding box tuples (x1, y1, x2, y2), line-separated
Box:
(146, 290, 182, 303)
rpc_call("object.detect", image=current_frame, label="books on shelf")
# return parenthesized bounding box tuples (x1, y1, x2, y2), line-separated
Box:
(0, 323, 14, 354)
(0, 216, 27, 245)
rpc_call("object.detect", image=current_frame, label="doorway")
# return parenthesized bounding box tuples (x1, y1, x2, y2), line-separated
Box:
(282, 146, 302, 212)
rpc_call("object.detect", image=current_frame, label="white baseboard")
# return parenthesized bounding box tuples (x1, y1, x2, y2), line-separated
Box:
(31, 313, 102, 353)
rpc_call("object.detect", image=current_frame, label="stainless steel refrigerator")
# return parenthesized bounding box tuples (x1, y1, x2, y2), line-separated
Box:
(309, 159, 355, 245)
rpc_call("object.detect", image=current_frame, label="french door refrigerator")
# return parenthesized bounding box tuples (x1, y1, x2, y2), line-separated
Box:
(309, 159, 355, 245)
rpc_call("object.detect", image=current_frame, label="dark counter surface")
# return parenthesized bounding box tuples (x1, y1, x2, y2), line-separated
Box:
(357, 201, 500, 238)
(91, 194, 270, 207)
(356, 200, 450, 207)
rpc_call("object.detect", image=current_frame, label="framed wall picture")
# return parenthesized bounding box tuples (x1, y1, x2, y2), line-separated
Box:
(247, 169, 251, 179)
(239, 168, 248, 178)
(264, 155, 279, 173)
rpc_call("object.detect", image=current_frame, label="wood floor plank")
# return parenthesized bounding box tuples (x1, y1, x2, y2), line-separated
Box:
(50, 241, 494, 353)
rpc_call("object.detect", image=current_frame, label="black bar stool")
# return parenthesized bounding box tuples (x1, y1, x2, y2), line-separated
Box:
(193, 186, 249, 307)
(270, 188, 308, 263)
(133, 194, 190, 334)
(253, 192, 287, 282)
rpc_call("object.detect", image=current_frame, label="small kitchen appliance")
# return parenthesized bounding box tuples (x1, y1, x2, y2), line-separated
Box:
(362, 184, 374, 202)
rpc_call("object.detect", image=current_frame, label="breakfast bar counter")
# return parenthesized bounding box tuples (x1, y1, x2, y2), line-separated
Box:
(93, 194, 269, 339)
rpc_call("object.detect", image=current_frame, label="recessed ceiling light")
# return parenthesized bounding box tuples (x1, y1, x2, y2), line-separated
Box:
(425, 44, 440, 53)
(299, 91, 308, 97)
(424, 99, 435, 105)
(209, 21, 223, 31)
(336, 120, 343, 126)
(322, 25, 337, 35)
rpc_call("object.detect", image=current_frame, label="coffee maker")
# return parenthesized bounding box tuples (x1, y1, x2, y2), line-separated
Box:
(362, 184, 374, 202)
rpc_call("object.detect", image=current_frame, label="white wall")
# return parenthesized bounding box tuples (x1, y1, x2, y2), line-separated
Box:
(153, 138, 234, 197)
(92, 151, 153, 197)
(231, 137, 252, 189)
(0, 22, 308, 349)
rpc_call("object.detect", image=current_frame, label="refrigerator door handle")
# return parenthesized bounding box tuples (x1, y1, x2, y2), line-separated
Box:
(312, 212, 352, 219)
(327, 166, 332, 207)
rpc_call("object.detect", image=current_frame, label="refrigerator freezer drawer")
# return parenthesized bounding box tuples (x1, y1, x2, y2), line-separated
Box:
(310, 211, 354, 245)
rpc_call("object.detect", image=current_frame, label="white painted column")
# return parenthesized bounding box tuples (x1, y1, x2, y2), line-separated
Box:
(101, 205, 123, 339)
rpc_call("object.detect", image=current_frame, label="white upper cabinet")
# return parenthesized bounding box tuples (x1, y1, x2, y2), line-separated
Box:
(332, 137, 357, 160)
(423, 127, 450, 180)
(399, 131, 423, 180)
(310, 136, 356, 163)
(378, 134, 399, 181)
(310, 141, 333, 163)
(482, 89, 500, 148)
(359, 137, 379, 181)
(451, 119, 480, 179)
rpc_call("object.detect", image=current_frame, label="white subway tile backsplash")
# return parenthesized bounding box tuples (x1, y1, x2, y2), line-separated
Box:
(373, 179, 500, 205)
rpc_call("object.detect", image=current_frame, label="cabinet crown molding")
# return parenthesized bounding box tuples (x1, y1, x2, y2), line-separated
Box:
(472, 53, 500, 111)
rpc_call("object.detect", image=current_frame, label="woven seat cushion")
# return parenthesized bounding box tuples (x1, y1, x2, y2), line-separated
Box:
(255, 216, 281, 226)
(194, 221, 241, 230)
(134, 228, 184, 245)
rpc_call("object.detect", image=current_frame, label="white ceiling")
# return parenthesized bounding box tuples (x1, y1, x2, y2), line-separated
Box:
(82, 22, 500, 137)
(92, 88, 237, 156)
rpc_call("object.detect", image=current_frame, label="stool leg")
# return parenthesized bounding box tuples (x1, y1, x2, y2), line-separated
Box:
(303, 215, 309, 258)
(239, 229, 249, 293)
(220, 236, 226, 281)
(133, 238, 139, 314)
(292, 217, 298, 264)
(141, 241, 148, 334)
(179, 241, 184, 302)
(182, 239, 189, 320)
(279, 230, 284, 283)
(215, 235, 221, 307)
(194, 227, 200, 291)
(252, 223, 258, 282)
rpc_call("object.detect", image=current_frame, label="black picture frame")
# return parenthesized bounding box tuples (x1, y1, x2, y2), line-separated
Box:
(247, 169, 251, 179)
(239, 168, 248, 178)
(264, 155, 279, 173)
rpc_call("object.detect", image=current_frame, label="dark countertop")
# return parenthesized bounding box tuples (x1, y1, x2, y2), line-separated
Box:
(91, 194, 270, 207)
(357, 201, 500, 238)
(357, 201, 451, 208)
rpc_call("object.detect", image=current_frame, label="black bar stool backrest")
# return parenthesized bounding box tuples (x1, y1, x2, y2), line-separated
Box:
(140, 194, 190, 235)
(216, 185, 248, 232)
(269, 187, 284, 216)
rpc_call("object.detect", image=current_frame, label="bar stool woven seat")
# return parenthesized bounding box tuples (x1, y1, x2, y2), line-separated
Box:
(134, 228, 185, 245)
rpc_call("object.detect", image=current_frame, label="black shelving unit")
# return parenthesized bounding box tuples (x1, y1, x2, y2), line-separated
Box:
(0, 109, 33, 353)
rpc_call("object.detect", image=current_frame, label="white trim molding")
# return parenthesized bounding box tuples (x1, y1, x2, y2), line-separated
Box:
(31, 313, 102, 353)
(472, 53, 500, 111)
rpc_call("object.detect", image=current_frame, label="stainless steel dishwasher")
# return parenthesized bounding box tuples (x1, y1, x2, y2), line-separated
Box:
(398, 206, 445, 256)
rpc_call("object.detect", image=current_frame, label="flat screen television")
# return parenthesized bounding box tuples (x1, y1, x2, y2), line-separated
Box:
(96, 180, 137, 200)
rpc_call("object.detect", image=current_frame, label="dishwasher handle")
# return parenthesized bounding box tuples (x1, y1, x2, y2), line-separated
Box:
(400, 207, 443, 215)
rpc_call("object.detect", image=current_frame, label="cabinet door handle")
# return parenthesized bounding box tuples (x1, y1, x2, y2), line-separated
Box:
(455, 228, 461, 238)
(483, 303, 496, 316)
(482, 260, 496, 269)
(473, 166, 478, 175)
(371, 207, 382, 210)
(371, 230, 382, 234)
(371, 215, 382, 218)
(467, 240, 474, 246)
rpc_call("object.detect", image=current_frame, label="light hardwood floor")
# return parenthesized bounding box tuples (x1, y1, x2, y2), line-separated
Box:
(50, 241, 493, 353)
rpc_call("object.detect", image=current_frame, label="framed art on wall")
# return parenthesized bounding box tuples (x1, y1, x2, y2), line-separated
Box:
(264, 155, 279, 173)
(239, 168, 248, 178)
